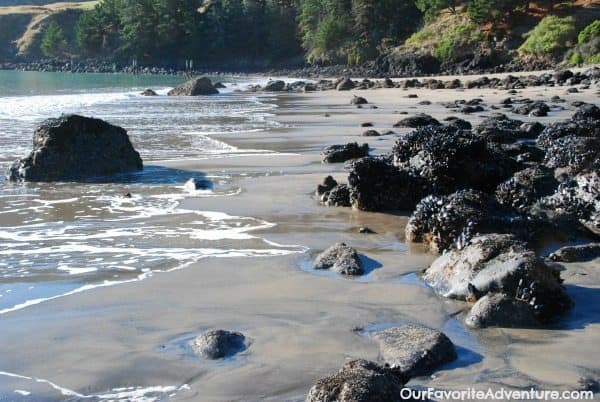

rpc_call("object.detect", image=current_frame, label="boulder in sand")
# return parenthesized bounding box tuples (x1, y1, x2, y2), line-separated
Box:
(351, 96, 368, 105)
(371, 325, 456, 377)
(6, 114, 143, 182)
(313, 243, 363, 276)
(167, 77, 219, 96)
(306, 359, 408, 402)
(322, 143, 369, 163)
(191, 329, 246, 359)
(393, 113, 441, 128)
(264, 80, 286, 92)
(549, 243, 600, 263)
(465, 293, 540, 328)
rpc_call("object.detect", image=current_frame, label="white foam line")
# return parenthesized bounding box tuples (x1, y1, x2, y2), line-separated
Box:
(0, 370, 188, 401)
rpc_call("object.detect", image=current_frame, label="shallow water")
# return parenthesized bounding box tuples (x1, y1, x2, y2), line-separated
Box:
(0, 70, 303, 314)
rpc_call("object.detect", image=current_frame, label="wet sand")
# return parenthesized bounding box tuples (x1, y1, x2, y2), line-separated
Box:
(0, 72, 599, 401)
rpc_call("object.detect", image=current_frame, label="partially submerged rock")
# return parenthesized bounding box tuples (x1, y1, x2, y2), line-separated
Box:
(191, 329, 246, 359)
(141, 88, 157, 96)
(168, 77, 219, 96)
(465, 293, 540, 328)
(306, 359, 408, 402)
(549, 243, 600, 262)
(322, 143, 369, 163)
(371, 325, 456, 377)
(264, 80, 286, 92)
(313, 243, 364, 276)
(6, 114, 143, 182)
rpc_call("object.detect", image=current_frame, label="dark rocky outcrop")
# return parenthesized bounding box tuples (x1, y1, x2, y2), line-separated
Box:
(393, 126, 517, 194)
(393, 113, 441, 128)
(549, 243, 600, 263)
(167, 77, 219, 96)
(348, 157, 429, 212)
(424, 234, 571, 323)
(141, 88, 158, 96)
(363, 130, 381, 137)
(495, 166, 559, 212)
(351, 96, 368, 105)
(337, 78, 356, 91)
(6, 114, 143, 182)
(405, 190, 521, 253)
(371, 325, 456, 377)
(306, 359, 409, 402)
(264, 80, 286, 91)
(465, 293, 540, 328)
(474, 114, 536, 143)
(313, 243, 364, 276)
(191, 329, 246, 359)
(322, 143, 369, 163)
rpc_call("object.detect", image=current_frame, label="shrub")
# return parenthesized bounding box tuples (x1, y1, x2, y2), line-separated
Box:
(405, 28, 435, 47)
(518, 16, 576, 56)
(40, 21, 68, 58)
(578, 20, 600, 45)
(433, 23, 482, 61)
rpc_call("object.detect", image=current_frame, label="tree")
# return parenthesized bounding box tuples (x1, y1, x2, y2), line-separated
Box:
(41, 21, 68, 58)
(415, 0, 457, 20)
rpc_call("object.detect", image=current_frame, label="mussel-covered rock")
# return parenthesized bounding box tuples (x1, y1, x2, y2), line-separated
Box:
(424, 234, 571, 322)
(322, 143, 369, 163)
(474, 114, 535, 143)
(393, 113, 441, 128)
(393, 126, 517, 194)
(542, 136, 599, 174)
(371, 325, 456, 377)
(495, 166, 559, 212)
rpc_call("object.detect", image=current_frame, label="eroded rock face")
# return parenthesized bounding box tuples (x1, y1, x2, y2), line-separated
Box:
(393, 126, 517, 194)
(322, 143, 369, 163)
(191, 329, 246, 359)
(305, 359, 408, 402)
(167, 77, 219, 96)
(313, 243, 364, 275)
(424, 234, 571, 322)
(371, 325, 456, 377)
(465, 293, 540, 328)
(549, 243, 600, 263)
(6, 114, 143, 182)
(348, 157, 429, 212)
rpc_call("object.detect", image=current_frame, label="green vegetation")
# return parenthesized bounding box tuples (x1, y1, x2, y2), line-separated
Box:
(578, 20, 600, 44)
(433, 22, 481, 61)
(518, 16, 577, 56)
(405, 28, 435, 47)
(40, 20, 68, 58)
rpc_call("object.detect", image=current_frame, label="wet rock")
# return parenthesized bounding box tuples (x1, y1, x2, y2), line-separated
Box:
(393, 126, 517, 194)
(348, 157, 429, 212)
(316, 175, 338, 196)
(184, 178, 210, 192)
(361, 122, 374, 127)
(405, 190, 520, 253)
(321, 184, 352, 207)
(322, 143, 369, 163)
(460, 105, 485, 114)
(363, 130, 380, 137)
(513, 101, 550, 117)
(418, 100, 432, 105)
(495, 166, 558, 212)
(214, 82, 226, 89)
(519, 121, 545, 137)
(141, 88, 158, 96)
(465, 293, 540, 328)
(264, 80, 286, 92)
(371, 325, 456, 377)
(337, 78, 356, 91)
(305, 359, 408, 402)
(359, 227, 376, 234)
(554, 70, 574, 82)
(424, 234, 571, 322)
(191, 329, 246, 359)
(549, 243, 600, 262)
(444, 117, 472, 130)
(167, 77, 219, 96)
(6, 115, 143, 182)
(352, 96, 368, 105)
(393, 113, 441, 128)
(313, 242, 364, 275)
(573, 104, 600, 121)
(474, 114, 534, 143)
(543, 136, 599, 174)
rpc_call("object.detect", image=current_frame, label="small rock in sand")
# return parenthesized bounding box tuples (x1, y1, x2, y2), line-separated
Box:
(313, 242, 364, 276)
(191, 329, 246, 359)
(351, 96, 368, 105)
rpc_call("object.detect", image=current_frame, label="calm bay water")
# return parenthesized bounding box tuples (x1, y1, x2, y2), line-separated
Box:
(0, 70, 301, 314)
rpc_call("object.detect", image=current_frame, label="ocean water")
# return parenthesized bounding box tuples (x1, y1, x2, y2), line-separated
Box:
(0, 70, 303, 315)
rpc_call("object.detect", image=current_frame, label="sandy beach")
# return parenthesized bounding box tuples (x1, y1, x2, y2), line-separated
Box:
(0, 70, 599, 401)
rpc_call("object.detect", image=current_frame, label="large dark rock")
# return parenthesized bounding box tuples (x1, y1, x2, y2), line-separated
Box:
(191, 329, 246, 359)
(371, 325, 456, 377)
(264, 80, 287, 92)
(542, 136, 599, 175)
(393, 126, 517, 194)
(549, 243, 600, 263)
(375, 52, 440, 76)
(424, 234, 571, 323)
(474, 114, 536, 143)
(465, 293, 540, 328)
(393, 113, 441, 128)
(495, 166, 559, 212)
(306, 359, 408, 402)
(6, 115, 143, 182)
(337, 78, 356, 91)
(513, 101, 550, 117)
(313, 243, 364, 276)
(405, 190, 521, 253)
(322, 143, 369, 163)
(167, 77, 219, 96)
(348, 157, 429, 212)
(322, 184, 352, 207)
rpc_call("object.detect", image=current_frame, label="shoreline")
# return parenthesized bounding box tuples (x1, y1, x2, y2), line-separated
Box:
(0, 72, 598, 401)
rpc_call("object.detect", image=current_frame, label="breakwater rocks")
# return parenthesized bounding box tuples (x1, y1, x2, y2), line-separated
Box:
(6, 114, 142, 182)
